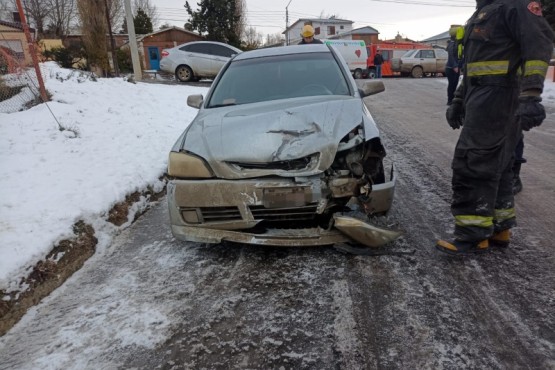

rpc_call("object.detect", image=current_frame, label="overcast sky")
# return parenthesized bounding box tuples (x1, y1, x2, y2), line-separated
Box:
(156, 0, 477, 41)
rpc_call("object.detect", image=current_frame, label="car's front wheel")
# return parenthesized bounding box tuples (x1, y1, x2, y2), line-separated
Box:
(176, 65, 194, 82)
(354, 68, 363, 79)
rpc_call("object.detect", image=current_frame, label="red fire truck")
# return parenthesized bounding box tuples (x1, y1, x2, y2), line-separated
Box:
(366, 42, 432, 78)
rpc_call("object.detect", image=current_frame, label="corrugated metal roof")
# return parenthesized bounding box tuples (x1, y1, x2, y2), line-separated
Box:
(422, 30, 450, 42)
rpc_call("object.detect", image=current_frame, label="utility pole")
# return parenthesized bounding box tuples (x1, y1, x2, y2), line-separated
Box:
(15, 0, 47, 102)
(286, 0, 292, 45)
(124, 0, 142, 80)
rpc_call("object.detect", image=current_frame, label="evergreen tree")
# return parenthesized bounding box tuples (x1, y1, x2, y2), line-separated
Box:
(185, 0, 242, 48)
(134, 8, 153, 34)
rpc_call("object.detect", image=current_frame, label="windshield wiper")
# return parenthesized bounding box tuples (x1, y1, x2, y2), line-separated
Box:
(209, 102, 237, 108)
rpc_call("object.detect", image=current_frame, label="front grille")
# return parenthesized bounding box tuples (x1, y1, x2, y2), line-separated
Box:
(227, 153, 319, 171)
(249, 205, 317, 221)
(199, 206, 242, 222)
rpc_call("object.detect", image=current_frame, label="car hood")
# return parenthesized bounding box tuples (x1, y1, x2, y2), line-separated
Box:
(181, 96, 380, 179)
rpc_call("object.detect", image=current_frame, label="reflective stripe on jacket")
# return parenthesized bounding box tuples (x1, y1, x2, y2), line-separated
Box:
(461, 0, 553, 92)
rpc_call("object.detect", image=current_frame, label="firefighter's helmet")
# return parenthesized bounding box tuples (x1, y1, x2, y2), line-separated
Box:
(301, 25, 315, 38)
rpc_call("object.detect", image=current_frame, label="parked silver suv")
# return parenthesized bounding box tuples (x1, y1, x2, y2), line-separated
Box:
(160, 41, 242, 82)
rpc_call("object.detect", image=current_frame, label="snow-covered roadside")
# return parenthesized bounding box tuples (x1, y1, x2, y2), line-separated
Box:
(0, 63, 209, 293)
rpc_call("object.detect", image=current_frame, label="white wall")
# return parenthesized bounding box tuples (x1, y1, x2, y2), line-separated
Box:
(286, 21, 353, 45)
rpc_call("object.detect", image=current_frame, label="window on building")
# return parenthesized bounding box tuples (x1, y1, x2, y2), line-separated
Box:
(327, 26, 336, 35)
(315, 27, 320, 35)
(340, 25, 344, 30)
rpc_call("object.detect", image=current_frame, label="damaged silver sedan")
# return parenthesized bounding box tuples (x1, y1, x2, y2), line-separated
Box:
(167, 44, 399, 248)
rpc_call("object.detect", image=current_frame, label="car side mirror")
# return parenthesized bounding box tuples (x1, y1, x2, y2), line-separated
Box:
(187, 94, 204, 109)
(359, 80, 385, 98)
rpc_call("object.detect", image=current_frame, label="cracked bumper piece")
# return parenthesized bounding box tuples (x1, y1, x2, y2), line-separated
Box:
(168, 172, 396, 247)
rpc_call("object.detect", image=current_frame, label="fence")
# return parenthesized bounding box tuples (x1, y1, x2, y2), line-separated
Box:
(0, 46, 46, 113)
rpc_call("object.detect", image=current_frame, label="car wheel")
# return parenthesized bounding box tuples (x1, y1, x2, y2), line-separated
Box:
(176, 65, 194, 82)
(354, 69, 363, 79)
(366, 68, 376, 79)
(411, 66, 424, 78)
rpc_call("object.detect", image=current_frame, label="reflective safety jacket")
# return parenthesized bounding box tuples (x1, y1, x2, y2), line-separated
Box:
(460, 0, 553, 94)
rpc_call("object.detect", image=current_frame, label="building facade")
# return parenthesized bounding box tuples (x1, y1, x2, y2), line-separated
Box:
(0, 20, 35, 67)
(284, 18, 353, 45)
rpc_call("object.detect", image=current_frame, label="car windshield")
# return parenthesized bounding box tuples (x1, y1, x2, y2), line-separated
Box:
(207, 52, 351, 108)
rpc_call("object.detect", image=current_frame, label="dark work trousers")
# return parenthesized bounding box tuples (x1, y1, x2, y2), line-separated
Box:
(445, 67, 460, 104)
(451, 84, 519, 241)
(515, 133, 526, 163)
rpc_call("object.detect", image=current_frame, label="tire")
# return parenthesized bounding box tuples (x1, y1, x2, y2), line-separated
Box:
(411, 66, 424, 78)
(175, 65, 194, 82)
(366, 68, 376, 79)
(354, 68, 363, 79)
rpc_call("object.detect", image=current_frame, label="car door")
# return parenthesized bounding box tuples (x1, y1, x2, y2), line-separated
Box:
(419, 50, 436, 73)
(179, 43, 213, 76)
(208, 44, 238, 76)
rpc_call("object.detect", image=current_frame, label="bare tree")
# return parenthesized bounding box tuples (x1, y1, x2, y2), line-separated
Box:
(242, 26, 261, 50)
(159, 22, 172, 30)
(43, 0, 78, 38)
(77, 0, 109, 74)
(265, 32, 284, 46)
(22, 0, 51, 36)
(106, 0, 124, 33)
(0, 1, 15, 21)
(133, 0, 158, 28)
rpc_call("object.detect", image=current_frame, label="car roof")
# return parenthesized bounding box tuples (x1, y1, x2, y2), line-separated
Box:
(233, 44, 331, 61)
(175, 40, 242, 52)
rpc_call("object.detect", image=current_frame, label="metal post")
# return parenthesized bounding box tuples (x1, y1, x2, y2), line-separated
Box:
(15, 0, 48, 102)
(124, 0, 142, 80)
(286, 0, 292, 46)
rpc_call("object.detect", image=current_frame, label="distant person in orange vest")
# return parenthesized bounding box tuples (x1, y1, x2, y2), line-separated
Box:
(298, 25, 323, 44)
(373, 50, 384, 78)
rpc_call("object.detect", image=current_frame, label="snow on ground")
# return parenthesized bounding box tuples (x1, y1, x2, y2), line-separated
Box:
(1, 63, 555, 294)
(0, 62, 208, 292)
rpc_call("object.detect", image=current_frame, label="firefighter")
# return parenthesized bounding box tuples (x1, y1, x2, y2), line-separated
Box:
(445, 25, 462, 105)
(436, 0, 554, 255)
(298, 25, 323, 44)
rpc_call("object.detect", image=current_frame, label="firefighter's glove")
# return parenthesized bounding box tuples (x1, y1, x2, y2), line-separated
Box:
(518, 96, 545, 131)
(446, 98, 464, 129)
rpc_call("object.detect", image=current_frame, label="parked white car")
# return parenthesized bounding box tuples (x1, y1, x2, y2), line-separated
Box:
(160, 41, 242, 82)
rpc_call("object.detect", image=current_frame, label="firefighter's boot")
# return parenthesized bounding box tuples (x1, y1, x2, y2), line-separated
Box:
(436, 239, 489, 256)
(512, 162, 523, 195)
(489, 229, 511, 247)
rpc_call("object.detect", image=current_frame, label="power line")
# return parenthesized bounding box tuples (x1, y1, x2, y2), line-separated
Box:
(369, 0, 474, 7)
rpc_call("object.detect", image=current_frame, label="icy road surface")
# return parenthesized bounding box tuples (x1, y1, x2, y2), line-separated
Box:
(1, 78, 554, 369)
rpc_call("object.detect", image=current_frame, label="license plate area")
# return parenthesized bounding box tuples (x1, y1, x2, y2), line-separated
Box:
(263, 187, 308, 208)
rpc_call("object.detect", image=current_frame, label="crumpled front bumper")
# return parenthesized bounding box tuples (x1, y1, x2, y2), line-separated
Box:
(167, 166, 398, 247)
